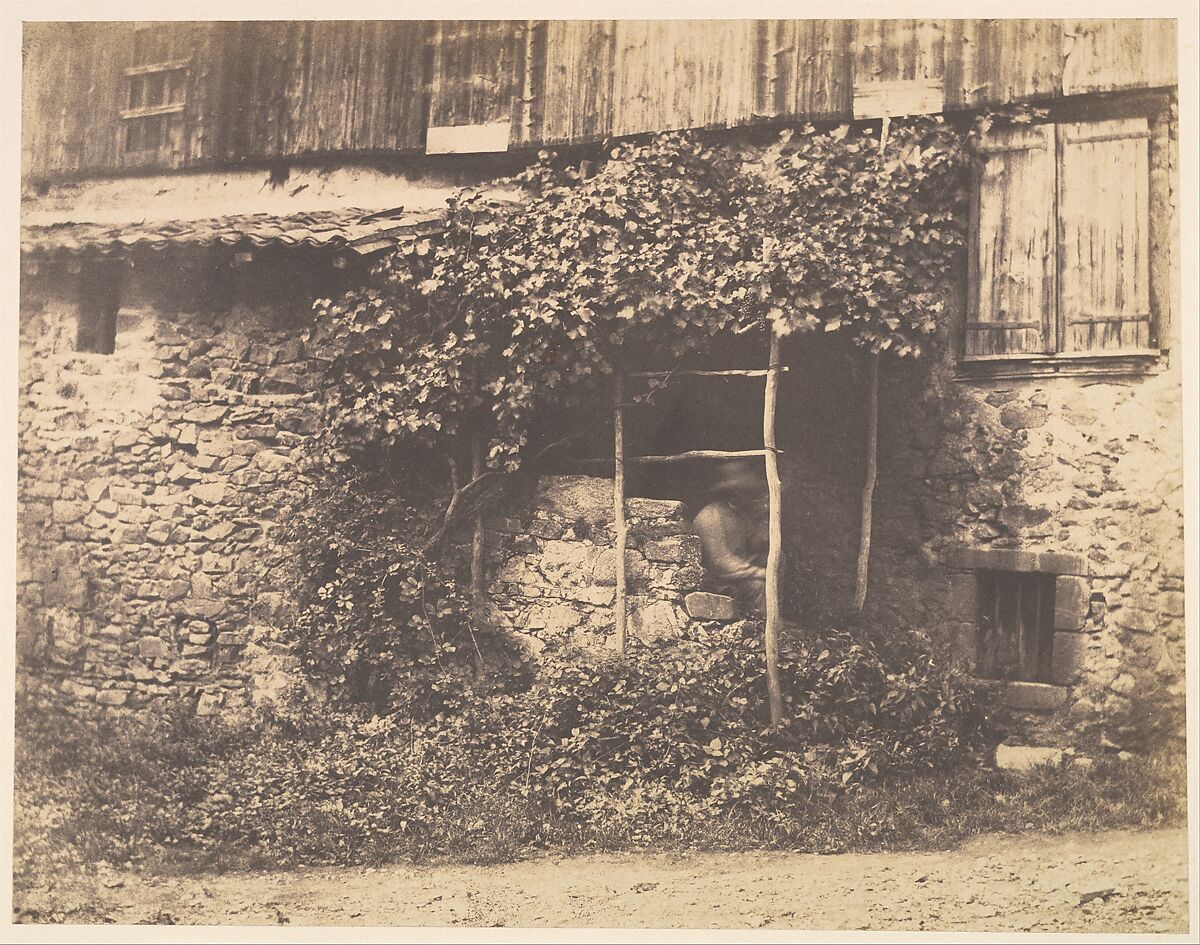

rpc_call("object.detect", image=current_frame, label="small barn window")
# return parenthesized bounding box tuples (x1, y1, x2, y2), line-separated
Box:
(975, 570, 1056, 683)
(967, 113, 1156, 365)
(121, 25, 189, 157)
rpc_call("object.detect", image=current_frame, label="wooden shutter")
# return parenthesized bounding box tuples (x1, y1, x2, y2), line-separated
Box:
(1058, 117, 1152, 353)
(967, 124, 1056, 359)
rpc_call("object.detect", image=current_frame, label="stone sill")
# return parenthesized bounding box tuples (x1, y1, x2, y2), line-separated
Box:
(955, 351, 1164, 382)
(972, 678, 1070, 713)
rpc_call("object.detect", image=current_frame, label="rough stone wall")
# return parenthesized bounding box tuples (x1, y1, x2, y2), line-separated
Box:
(870, 355, 1186, 748)
(16, 103, 1182, 748)
(16, 268, 322, 718)
(484, 476, 742, 654)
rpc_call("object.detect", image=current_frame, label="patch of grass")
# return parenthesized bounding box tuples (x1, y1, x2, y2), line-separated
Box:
(13, 699, 1186, 887)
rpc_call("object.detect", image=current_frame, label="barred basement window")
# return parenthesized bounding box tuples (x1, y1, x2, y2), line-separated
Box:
(975, 570, 1056, 683)
(121, 25, 190, 157)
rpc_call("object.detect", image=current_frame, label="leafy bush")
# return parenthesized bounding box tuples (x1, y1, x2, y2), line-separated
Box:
(15, 620, 996, 871)
(277, 466, 530, 713)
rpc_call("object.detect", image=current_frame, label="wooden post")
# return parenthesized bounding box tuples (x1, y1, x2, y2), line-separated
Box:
(763, 329, 785, 727)
(853, 352, 879, 612)
(613, 372, 628, 655)
(470, 426, 486, 611)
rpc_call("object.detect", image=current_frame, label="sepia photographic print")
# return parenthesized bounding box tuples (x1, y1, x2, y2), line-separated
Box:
(4, 1, 1197, 939)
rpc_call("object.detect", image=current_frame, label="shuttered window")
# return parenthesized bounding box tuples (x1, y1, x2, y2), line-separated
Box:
(1058, 118, 1152, 353)
(967, 116, 1156, 362)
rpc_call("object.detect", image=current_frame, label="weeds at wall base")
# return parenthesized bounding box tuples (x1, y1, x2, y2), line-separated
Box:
(12, 692, 1185, 885)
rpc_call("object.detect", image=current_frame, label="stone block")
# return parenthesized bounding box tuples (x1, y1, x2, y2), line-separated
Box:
(641, 535, 703, 566)
(533, 476, 614, 526)
(182, 597, 228, 620)
(1051, 632, 1088, 685)
(51, 500, 88, 523)
(196, 690, 224, 716)
(253, 450, 291, 472)
(189, 482, 226, 505)
(950, 621, 977, 673)
(539, 540, 601, 585)
(999, 403, 1048, 430)
(1115, 607, 1157, 635)
(60, 680, 97, 702)
(96, 689, 128, 707)
(947, 572, 978, 621)
(523, 601, 584, 635)
(628, 598, 687, 643)
(995, 744, 1064, 772)
(84, 479, 110, 503)
(1054, 575, 1090, 630)
(185, 405, 229, 425)
(684, 591, 740, 621)
(1037, 552, 1089, 575)
(146, 521, 173, 544)
(1001, 681, 1069, 713)
(571, 585, 615, 606)
(108, 485, 145, 506)
(944, 546, 1037, 573)
(944, 546, 1088, 576)
(168, 462, 197, 483)
(593, 548, 651, 586)
(627, 497, 687, 522)
(137, 636, 170, 660)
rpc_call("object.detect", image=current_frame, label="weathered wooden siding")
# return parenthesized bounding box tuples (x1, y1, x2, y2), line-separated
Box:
(755, 20, 854, 121)
(22, 19, 1179, 180)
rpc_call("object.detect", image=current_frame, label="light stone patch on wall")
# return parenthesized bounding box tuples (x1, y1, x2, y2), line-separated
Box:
(486, 475, 740, 655)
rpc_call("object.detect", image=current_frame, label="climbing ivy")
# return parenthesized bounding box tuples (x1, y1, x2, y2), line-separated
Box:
(297, 118, 969, 706)
(306, 118, 967, 475)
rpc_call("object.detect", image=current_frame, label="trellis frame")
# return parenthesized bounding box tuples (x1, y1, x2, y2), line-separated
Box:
(611, 326, 787, 726)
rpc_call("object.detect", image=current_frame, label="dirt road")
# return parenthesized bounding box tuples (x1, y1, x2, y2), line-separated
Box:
(14, 827, 1191, 932)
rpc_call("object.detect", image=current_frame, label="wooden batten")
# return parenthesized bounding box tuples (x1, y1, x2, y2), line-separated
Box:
(612, 372, 628, 655)
(762, 329, 785, 727)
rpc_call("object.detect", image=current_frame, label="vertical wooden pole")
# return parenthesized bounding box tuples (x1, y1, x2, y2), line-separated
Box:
(853, 352, 879, 612)
(613, 372, 628, 654)
(469, 359, 486, 615)
(470, 427, 486, 610)
(763, 330, 785, 727)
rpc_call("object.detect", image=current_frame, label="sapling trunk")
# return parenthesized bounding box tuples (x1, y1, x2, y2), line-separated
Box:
(854, 351, 880, 613)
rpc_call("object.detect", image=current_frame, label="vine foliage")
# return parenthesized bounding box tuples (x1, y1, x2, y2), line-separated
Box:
(297, 118, 968, 708)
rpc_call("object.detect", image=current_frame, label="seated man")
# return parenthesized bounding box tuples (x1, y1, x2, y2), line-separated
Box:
(691, 461, 771, 613)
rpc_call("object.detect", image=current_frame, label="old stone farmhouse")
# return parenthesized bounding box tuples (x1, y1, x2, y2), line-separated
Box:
(18, 20, 1183, 749)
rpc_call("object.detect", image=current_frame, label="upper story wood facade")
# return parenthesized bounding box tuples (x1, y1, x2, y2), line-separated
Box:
(22, 19, 1178, 182)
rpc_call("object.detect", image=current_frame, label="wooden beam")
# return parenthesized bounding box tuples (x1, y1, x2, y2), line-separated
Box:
(613, 372, 628, 655)
(628, 367, 789, 379)
(470, 426, 486, 613)
(628, 449, 772, 464)
(763, 328, 785, 727)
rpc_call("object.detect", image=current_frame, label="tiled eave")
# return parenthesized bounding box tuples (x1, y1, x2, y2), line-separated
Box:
(19, 207, 447, 260)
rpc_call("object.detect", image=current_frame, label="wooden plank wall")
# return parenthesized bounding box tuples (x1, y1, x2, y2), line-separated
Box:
(22, 19, 1179, 180)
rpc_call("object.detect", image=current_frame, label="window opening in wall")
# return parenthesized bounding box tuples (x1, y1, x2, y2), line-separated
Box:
(975, 570, 1056, 683)
(75, 260, 122, 355)
(121, 24, 189, 156)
